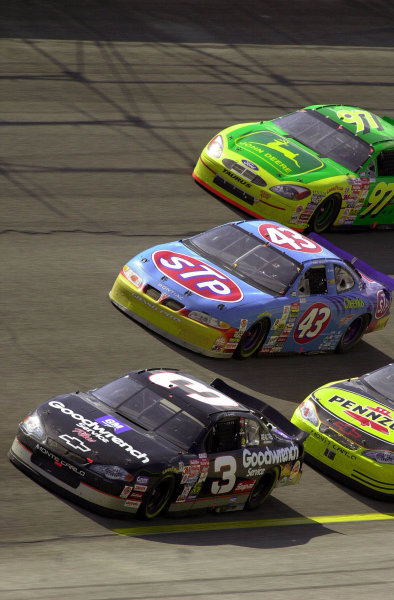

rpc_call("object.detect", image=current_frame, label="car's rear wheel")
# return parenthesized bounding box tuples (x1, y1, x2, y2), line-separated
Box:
(234, 318, 270, 359)
(309, 194, 341, 233)
(244, 470, 279, 511)
(136, 474, 176, 520)
(335, 314, 370, 353)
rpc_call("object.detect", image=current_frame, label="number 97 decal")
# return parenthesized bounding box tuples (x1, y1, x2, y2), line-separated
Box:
(294, 303, 331, 344)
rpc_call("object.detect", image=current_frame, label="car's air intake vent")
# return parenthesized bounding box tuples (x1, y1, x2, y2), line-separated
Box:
(222, 159, 266, 186)
(161, 298, 184, 311)
(214, 175, 256, 206)
(145, 285, 161, 300)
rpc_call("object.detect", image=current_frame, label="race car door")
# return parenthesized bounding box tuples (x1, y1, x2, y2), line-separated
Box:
(200, 416, 245, 510)
(291, 263, 337, 351)
(354, 150, 394, 226)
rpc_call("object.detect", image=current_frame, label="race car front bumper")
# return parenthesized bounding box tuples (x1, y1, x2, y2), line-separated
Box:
(109, 274, 237, 358)
(8, 437, 142, 516)
(291, 414, 394, 500)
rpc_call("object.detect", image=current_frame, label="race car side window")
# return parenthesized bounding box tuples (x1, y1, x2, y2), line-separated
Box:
(241, 417, 274, 447)
(205, 418, 241, 453)
(298, 266, 327, 296)
(334, 264, 355, 293)
(376, 150, 394, 177)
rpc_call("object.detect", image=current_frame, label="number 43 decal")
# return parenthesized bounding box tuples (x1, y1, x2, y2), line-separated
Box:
(294, 303, 331, 345)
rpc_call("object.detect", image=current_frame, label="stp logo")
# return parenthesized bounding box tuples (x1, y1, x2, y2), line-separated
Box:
(375, 289, 391, 319)
(258, 223, 322, 253)
(152, 251, 243, 302)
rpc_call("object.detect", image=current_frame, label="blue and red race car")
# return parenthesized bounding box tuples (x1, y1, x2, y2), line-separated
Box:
(110, 220, 393, 359)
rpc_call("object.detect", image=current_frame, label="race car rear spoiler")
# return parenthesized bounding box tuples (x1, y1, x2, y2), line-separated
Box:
(309, 233, 394, 292)
(211, 378, 309, 443)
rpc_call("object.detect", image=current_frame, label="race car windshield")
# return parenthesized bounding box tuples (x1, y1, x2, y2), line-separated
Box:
(91, 375, 144, 407)
(185, 224, 301, 295)
(91, 376, 205, 448)
(116, 388, 205, 449)
(362, 364, 394, 403)
(272, 110, 371, 172)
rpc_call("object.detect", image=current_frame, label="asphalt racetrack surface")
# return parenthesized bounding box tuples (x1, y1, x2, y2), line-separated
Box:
(1, 2, 394, 599)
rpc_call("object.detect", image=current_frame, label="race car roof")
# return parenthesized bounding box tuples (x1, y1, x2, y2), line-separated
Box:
(235, 220, 339, 262)
(308, 104, 394, 146)
(90, 369, 250, 429)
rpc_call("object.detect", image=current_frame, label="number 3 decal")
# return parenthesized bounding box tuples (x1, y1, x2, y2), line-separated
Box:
(211, 456, 237, 495)
(148, 372, 239, 407)
(294, 303, 331, 344)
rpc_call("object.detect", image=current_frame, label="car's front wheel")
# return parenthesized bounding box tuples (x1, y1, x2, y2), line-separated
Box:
(309, 194, 341, 233)
(335, 314, 370, 353)
(136, 474, 176, 520)
(244, 470, 279, 511)
(234, 318, 270, 359)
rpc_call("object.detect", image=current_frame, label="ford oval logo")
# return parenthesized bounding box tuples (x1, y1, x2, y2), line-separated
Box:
(152, 251, 243, 302)
(241, 159, 259, 171)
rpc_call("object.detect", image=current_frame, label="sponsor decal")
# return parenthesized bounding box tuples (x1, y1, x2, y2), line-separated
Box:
(59, 434, 91, 453)
(258, 223, 322, 253)
(237, 131, 323, 175)
(36, 444, 85, 476)
(375, 289, 391, 319)
(234, 479, 256, 494)
(95, 415, 131, 434)
(152, 250, 243, 302)
(120, 485, 133, 499)
(294, 303, 331, 344)
(289, 460, 301, 480)
(134, 484, 148, 492)
(125, 499, 141, 508)
(136, 475, 150, 485)
(343, 297, 365, 309)
(243, 444, 299, 477)
(176, 484, 193, 503)
(48, 401, 149, 463)
(72, 427, 96, 443)
(129, 491, 144, 500)
(327, 395, 394, 437)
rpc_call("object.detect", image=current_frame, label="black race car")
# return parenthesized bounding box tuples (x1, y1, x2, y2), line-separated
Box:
(9, 369, 306, 520)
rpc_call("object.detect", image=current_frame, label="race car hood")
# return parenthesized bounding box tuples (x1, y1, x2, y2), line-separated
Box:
(35, 393, 180, 469)
(313, 383, 394, 449)
(128, 239, 275, 321)
(227, 125, 348, 181)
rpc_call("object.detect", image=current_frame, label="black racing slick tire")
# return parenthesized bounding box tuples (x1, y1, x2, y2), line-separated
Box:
(309, 194, 341, 233)
(136, 475, 176, 520)
(234, 318, 270, 360)
(244, 470, 279, 511)
(335, 313, 370, 354)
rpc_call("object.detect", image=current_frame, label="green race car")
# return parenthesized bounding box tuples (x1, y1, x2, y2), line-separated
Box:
(193, 105, 394, 232)
(291, 363, 394, 500)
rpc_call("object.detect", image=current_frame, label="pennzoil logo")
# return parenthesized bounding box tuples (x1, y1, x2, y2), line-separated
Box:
(327, 395, 394, 437)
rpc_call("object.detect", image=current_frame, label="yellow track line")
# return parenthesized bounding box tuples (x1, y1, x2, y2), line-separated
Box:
(114, 512, 394, 536)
